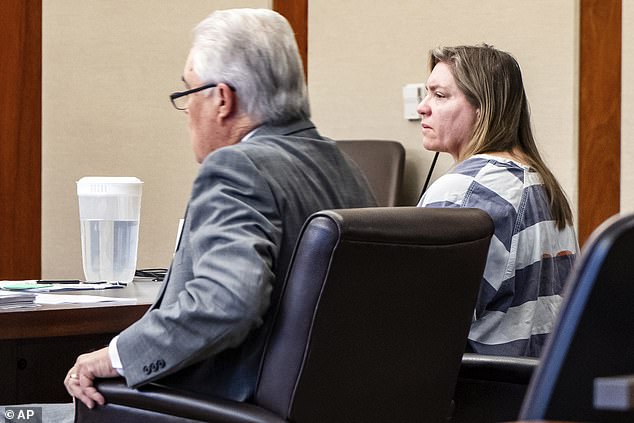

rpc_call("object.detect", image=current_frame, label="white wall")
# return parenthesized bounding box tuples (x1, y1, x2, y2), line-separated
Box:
(42, 1, 581, 278)
(42, 0, 270, 278)
(308, 0, 579, 207)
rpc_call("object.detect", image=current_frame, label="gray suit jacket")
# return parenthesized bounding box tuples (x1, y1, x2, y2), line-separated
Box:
(117, 119, 376, 400)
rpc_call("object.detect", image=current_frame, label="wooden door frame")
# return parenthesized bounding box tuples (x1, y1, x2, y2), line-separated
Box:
(578, 0, 621, 244)
(273, 0, 308, 79)
(0, 0, 42, 278)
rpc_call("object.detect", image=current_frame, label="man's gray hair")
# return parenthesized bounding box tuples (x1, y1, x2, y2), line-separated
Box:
(191, 8, 310, 125)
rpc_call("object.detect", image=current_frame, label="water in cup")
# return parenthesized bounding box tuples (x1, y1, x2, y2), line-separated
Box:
(80, 219, 139, 282)
(77, 177, 143, 282)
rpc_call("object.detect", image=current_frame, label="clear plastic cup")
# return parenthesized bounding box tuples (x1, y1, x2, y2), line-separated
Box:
(76, 177, 143, 282)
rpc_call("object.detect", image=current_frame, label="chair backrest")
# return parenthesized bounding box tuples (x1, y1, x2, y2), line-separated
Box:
(519, 213, 634, 423)
(254, 207, 494, 422)
(336, 140, 405, 206)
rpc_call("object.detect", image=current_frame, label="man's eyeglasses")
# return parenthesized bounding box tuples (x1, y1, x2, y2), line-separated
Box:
(169, 82, 235, 110)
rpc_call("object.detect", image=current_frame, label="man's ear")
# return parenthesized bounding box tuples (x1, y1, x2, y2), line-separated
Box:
(216, 83, 236, 120)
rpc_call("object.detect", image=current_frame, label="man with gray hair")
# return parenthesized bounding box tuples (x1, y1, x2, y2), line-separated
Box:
(64, 7, 375, 410)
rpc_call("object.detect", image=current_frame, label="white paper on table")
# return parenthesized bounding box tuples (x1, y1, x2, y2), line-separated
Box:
(0, 303, 41, 310)
(35, 294, 137, 305)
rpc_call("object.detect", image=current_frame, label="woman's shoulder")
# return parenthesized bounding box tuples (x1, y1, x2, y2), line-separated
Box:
(453, 155, 491, 175)
(452, 154, 527, 185)
(421, 154, 529, 207)
(420, 169, 475, 207)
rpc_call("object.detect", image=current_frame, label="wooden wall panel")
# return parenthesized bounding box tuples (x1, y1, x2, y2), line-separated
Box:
(273, 0, 308, 79)
(578, 0, 621, 244)
(0, 0, 42, 278)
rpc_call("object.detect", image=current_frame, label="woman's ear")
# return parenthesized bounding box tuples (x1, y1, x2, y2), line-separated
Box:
(474, 108, 482, 125)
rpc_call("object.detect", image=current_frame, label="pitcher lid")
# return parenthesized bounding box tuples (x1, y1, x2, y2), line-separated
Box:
(77, 177, 143, 196)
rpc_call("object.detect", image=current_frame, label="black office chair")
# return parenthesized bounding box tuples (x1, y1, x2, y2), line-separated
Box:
(450, 353, 538, 423)
(336, 140, 405, 206)
(517, 212, 634, 422)
(76, 207, 493, 423)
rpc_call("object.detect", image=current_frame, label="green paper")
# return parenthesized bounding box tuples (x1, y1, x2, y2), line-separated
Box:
(2, 283, 52, 290)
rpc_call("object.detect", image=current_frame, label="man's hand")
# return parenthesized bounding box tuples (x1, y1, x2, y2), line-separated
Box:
(64, 347, 119, 409)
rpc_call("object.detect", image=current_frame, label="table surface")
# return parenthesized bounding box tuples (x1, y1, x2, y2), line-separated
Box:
(0, 280, 161, 340)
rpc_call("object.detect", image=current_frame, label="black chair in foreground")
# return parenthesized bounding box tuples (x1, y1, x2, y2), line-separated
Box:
(76, 207, 493, 423)
(336, 140, 405, 206)
(450, 353, 538, 423)
(517, 212, 634, 422)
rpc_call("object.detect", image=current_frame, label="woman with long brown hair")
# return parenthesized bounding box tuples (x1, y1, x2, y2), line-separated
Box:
(418, 44, 578, 357)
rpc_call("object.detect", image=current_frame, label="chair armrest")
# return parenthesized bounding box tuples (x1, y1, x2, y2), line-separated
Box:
(594, 374, 634, 411)
(458, 353, 539, 384)
(75, 378, 286, 423)
(450, 354, 539, 423)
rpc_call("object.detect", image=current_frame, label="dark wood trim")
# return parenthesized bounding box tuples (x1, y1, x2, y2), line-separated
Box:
(0, 282, 158, 340)
(273, 0, 308, 79)
(0, 305, 148, 340)
(0, 282, 158, 404)
(0, 0, 42, 278)
(578, 0, 621, 244)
